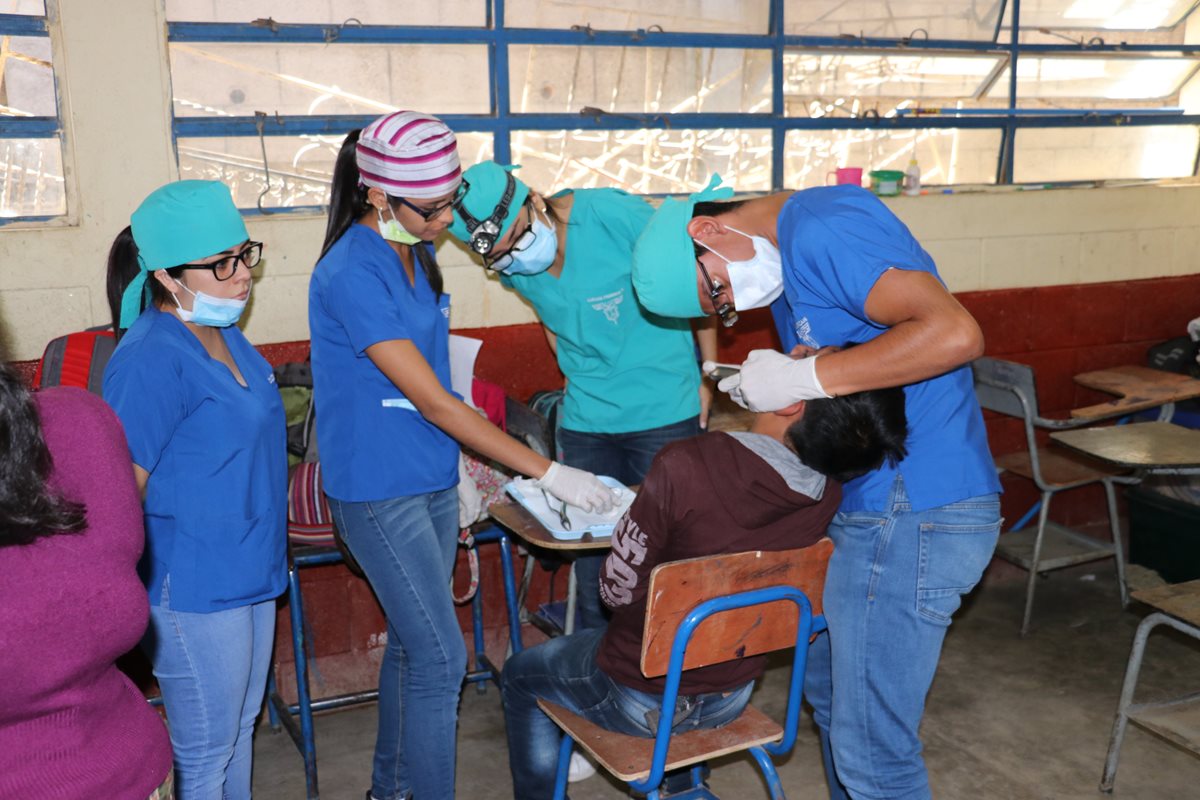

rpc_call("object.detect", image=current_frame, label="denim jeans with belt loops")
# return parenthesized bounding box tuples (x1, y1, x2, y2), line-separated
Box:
(328, 486, 465, 800)
(804, 475, 1001, 800)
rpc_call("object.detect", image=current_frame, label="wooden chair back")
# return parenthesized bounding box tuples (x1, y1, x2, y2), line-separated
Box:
(640, 539, 833, 679)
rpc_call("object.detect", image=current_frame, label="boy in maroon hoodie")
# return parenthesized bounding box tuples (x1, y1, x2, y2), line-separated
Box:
(501, 386, 908, 799)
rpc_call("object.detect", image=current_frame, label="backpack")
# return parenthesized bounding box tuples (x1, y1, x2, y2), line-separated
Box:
(34, 329, 116, 395)
(527, 389, 564, 459)
(273, 361, 318, 464)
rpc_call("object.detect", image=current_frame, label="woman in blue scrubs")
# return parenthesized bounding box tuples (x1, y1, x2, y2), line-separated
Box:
(309, 111, 614, 800)
(449, 161, 712, 630)
(103, 180, 287, 800)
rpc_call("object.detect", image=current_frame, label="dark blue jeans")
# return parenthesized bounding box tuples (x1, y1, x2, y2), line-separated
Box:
(558, 416, 701, 629)
(327, 487, 465, 800)
(500, 627, 752, 800)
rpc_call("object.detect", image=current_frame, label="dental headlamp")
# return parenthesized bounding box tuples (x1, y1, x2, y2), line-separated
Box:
(455, 173, 517, 256)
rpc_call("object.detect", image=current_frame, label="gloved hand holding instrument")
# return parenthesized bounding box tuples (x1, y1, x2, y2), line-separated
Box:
(535, 461, 617, 513)
(717, 348, 832, 411)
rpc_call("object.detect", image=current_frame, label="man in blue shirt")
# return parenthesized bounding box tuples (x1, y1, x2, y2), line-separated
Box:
(631, 176, 1002, 800)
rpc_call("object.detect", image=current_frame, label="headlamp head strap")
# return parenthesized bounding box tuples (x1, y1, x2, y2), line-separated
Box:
(454, 173, 517, 256)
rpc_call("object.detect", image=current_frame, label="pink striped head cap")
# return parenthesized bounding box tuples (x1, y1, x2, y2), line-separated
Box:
(355, 111, 462, 199)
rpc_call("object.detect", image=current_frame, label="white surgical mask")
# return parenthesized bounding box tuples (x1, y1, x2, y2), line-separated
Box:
(377, 204, 422, 246)
(171, 281, 250, 327)
(503, 214, 558, 276)
(698, 226, 784, 311)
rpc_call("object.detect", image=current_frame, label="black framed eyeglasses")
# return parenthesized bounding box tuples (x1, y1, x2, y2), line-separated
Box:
(396, 185, 465, 222)
(177, 241, 264, 281)
(696, 257, 739, 328)
(483, 199, 538, 272)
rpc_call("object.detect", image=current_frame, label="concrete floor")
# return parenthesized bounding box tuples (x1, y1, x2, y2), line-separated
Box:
(252, 565, 1200, 799)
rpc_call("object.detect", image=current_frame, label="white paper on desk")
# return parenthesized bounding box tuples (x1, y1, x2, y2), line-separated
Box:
(449, 335, 484, 408)
(506, 477, 636, 540)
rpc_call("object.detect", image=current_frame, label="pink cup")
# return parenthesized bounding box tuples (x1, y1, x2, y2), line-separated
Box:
(826, 167, 864, 187)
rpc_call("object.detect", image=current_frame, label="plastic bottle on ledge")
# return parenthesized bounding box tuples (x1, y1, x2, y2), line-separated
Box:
(904, 157, 921, 196)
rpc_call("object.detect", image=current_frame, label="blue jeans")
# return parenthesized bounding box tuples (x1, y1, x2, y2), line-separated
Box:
(144, 583, 275, 800)
(804, 476, 1001, 800)
(328, 487, 466, 800)
(500, 627, 753, 800)
(558, 416, 701, 629)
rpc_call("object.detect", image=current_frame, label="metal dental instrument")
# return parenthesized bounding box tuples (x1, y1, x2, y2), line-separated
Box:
(541, 488, 572, 531)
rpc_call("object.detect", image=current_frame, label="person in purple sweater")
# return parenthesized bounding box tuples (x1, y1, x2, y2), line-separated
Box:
(0, 364, 173, 799)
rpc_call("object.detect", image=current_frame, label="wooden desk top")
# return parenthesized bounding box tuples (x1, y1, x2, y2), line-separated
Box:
(1070, 365, 1200, 420)
(1050, 422, 1200, 469)
(1131, 580, 1200, 627)
(488, 500, 613, 552)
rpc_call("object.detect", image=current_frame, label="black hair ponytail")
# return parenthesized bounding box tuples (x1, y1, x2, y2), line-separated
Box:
(105, 226, 182, 339)
(321, 129, 371, 261)
(320, 128, 445, 297)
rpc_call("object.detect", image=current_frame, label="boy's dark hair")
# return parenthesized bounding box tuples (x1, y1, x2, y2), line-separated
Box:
(786, 385, 908, 484)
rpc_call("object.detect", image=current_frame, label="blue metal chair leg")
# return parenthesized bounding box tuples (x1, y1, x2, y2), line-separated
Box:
(287, 560, 319, 800)
(470, 574, 489, 693)
(494, 530, 524, 654)
(552, 734, 574, 800)
(749, 745, 786, 800)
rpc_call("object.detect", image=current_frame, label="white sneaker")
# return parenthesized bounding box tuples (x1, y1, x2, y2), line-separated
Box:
(568, 751, 597, 783)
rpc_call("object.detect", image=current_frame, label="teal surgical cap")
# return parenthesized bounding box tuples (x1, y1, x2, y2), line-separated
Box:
(448, 161, 530, 246)
(631, 173, 734, 319)
(120, 180, 248, 329)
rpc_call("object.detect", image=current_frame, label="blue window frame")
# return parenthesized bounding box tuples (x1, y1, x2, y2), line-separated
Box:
(0, 4, 68, 223)
(165, 0, 1200, 212)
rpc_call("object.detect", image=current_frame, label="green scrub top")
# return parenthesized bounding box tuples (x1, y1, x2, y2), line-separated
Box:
(502, 188, 700, 434)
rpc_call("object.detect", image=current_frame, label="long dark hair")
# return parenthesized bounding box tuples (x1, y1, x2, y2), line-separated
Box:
(0, 364, 87, 548)
(320, 130, 444, 296)
(105, 226, 183, 339)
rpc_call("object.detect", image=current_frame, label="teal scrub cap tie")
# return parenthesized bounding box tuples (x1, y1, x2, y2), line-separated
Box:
(631, 173, 734, 318)
(447, 161, 530, 246)
(120, 180, 248, 329)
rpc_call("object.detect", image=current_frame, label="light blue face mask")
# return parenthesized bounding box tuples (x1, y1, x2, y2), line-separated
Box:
(171, 281, 249, 327)
(501, 214, 558, 276)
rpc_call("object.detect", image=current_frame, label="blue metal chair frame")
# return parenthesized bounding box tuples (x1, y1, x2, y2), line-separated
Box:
(266, 524, 524, 800)
(550, 585, 825, 800)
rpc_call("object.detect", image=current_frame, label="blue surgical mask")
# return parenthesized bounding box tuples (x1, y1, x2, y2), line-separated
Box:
(378, 203, 422, 246)
(171, 281, 249, 327)
(502, 214, 558, 276)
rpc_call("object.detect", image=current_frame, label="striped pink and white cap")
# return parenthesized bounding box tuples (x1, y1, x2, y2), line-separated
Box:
(355, 111, 461, 199)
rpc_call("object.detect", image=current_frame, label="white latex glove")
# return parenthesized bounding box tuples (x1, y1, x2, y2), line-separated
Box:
(717, 349, 831, 411)
(534, 461, 617, 513)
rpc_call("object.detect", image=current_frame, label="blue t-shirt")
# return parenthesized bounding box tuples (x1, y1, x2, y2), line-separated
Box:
(309, 224, 459, 502)
(103, 307, 288, 613)
(501, 189, 700, 433)
(773, 185, 1000, 512)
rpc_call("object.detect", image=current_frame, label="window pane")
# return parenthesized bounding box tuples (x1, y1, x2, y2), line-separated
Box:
(169, 43, 490, 117)
(784, 0, 1002, 40)
(1, 36, 56, 117)
(505, 0, 769, 34)
(1013, 0, 1195, 30)
(3, 1, 45, 15)
(784, 128, 1000, 188)
(0, 137, 65, 217)
(1014, 125, 1198, 181)
(988, 56, 1200, 100)
(511, 129, 771, 194)
(784, 51, 1001, 115)
(177, 132, 493, 210)
(165, 0, 485, 26)
(510, 46, 771, 114)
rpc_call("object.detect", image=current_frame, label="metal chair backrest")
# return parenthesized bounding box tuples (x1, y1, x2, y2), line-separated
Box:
(972, 356, 1041, 422)
(641, 540, 832, 677)
(626, 542, 832, 794)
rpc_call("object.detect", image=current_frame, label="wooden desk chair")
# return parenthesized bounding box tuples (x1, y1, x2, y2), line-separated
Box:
(973, 357, 1136, 635)
(538, 540, 833, 799)
(1101, 580, 1200, 792)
